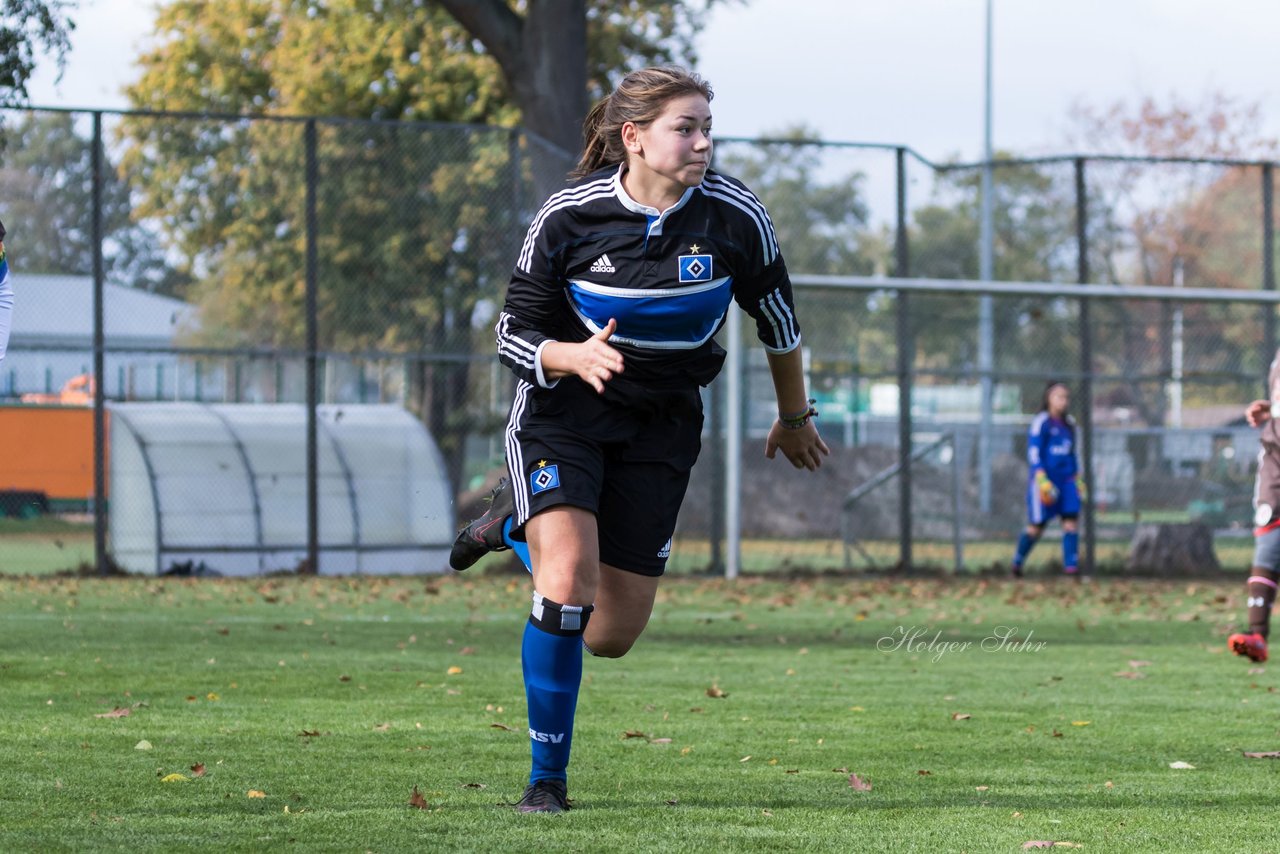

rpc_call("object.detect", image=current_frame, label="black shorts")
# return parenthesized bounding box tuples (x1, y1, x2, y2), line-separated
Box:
(504, 375, 704, 576)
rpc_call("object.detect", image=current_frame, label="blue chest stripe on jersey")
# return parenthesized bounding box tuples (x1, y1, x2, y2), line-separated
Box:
(568, 277, 733, 349)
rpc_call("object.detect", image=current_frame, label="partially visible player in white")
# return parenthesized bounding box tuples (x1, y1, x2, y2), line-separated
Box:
(0, 219, 12, 363)
(1229, 358, 1280, 664)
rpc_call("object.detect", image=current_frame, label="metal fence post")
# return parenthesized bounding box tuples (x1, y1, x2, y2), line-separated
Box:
(92, 111, 108, 576)
(1264, 163, 1275, 379)
(305, 119, 320, 574)
(895, 147, 913, 571)
(724, 305, 743, 579)
(709, 371, 725, 575)
(1075, 157, 1096, 574)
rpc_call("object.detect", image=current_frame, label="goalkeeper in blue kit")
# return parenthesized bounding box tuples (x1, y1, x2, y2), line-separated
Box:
(1011, 381, 1085, 577)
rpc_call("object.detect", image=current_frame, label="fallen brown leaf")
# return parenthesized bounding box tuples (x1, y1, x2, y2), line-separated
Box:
(409, 785, 429, 810)
(373, 722, 391, 732)
(848, 773, 872, 791)
(650, 737, 673, 744)
(461, 782, 486, 789)
(190, 763, 206, 777)
(1243, 751, 1280, 758)
(297, 730, 321, 738)
(248, 790, 266, 799)
(94, 707, 131, 719)
(917, 769, 932, 776)
(706, 685, 728, 699)
(490, 723, 515, 731)
(951, 713, 971, 720)
(622, 730, 648, 740)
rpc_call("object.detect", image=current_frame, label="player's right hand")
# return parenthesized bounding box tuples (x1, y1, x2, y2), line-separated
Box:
(573, 318, 624, 394)
(1036, 470, 1058, 505)
(1246, 399, 1272, 427)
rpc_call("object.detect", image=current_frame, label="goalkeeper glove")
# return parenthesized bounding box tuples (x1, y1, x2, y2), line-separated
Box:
(1075, 475, 1087, 503)
(1036, 470, 1058, 505)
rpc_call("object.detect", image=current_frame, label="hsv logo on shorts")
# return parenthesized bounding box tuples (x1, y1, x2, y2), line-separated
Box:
(530, 459, 561, 494)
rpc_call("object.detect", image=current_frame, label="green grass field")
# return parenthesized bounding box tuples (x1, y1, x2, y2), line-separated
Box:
(2, 571, 1277, 852)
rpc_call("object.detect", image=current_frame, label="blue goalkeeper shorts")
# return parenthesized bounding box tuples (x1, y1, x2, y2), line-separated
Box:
(1026, 477, 1080, 526)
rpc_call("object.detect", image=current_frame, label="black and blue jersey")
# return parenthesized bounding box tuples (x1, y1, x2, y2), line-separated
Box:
(495, 165, 801, 387)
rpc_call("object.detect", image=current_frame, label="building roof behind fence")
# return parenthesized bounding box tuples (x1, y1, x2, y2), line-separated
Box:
(7, 274, 197, 347)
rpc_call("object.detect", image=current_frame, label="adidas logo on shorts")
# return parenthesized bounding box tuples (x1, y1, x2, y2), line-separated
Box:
(590, 254, 615, 273)
(657, 538, 672, 559)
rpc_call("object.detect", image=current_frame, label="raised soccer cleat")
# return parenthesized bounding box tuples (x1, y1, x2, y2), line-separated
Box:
(514, 779, 570, 814)
(1010, 563, 1024, 579)
(449, 477, 513, 571)
(1228, 632, 1268, 663)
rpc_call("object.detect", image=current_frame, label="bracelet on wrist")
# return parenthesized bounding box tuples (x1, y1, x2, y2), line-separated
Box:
(778, 399, 818, 430)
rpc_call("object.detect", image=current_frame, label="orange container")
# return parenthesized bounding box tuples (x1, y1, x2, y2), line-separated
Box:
(0, 405, 108, 500)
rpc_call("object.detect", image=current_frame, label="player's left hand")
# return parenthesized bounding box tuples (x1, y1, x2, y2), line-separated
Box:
(1075, 475, 1088, 502)
(765, 420, 830, 471)
(1246, 399, 1272, 427)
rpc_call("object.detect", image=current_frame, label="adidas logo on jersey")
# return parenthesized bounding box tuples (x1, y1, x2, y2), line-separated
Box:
(590, 254, 615, 273)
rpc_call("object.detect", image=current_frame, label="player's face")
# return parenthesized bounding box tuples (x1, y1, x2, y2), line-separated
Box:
(1048, 385, 1070, 416)
(629, 94, 713, 189)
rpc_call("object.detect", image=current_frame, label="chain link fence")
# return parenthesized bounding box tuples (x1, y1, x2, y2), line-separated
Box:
(1, 107, 1276, 576)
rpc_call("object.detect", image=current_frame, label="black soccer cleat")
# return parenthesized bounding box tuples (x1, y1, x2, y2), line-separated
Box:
(449, 477, 513, 571)
(514, 779, 571, 814)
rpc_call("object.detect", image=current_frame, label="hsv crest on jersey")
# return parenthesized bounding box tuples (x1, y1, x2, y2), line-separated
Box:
(678, 254, 713, 283)
(590, 254, 616, 273)
(530, 463, 561, 494)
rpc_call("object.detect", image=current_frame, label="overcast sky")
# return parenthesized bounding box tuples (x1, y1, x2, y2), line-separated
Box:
(23, 0, 1280, 161)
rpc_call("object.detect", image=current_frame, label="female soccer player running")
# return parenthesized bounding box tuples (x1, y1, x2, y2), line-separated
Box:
(1011, 381, 1085, 577)
(448, 67, 829, 812)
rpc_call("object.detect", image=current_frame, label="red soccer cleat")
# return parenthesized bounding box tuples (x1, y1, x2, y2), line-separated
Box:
(1228, 632, 1268, 663)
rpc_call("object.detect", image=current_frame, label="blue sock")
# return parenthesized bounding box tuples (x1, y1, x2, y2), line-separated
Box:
(523, 592, 593, 785)
(1063, 531, 1079, 571)
(503, 516, 531, 573)
(1013, 531, 1037, 567)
